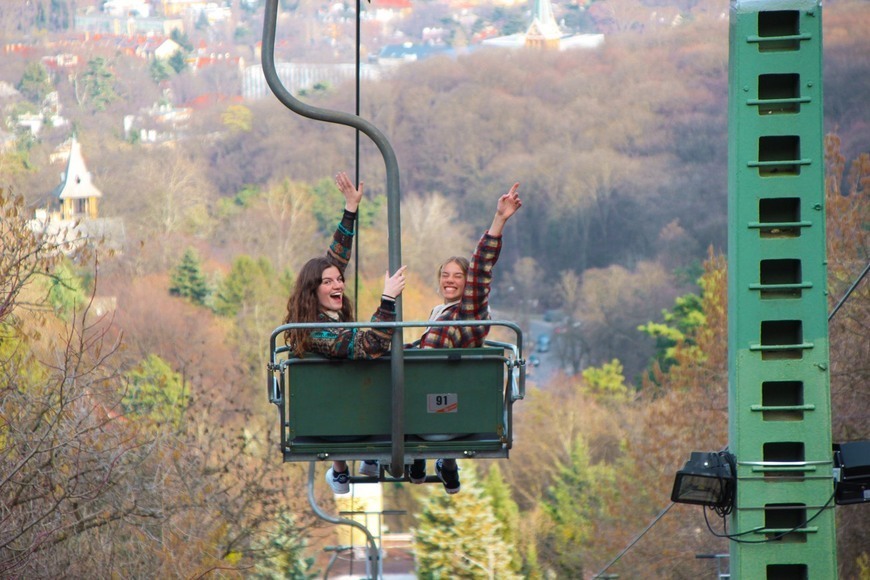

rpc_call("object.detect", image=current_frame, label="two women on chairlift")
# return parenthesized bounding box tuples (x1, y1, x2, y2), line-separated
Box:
(282, 171, 523, 495)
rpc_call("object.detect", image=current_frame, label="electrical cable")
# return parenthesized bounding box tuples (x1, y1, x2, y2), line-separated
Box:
(828, 260, 869, 322)
(591, 502, 675, 579)
(703, 490, 837, 544)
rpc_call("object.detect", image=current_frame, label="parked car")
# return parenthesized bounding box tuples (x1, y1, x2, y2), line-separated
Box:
(536, 334, 551, 353)
(543, 309, 566, 323)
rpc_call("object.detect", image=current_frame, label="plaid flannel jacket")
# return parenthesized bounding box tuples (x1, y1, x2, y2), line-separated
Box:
(297, 211, 396, 359)
(417, 231, 502, 349)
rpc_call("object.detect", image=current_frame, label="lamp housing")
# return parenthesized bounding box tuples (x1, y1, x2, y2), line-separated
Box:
(833, 441, 870, 506)
(671, 451, 736, 509)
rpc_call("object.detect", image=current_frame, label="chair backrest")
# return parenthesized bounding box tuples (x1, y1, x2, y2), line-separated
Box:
(275, 347, 513, 462)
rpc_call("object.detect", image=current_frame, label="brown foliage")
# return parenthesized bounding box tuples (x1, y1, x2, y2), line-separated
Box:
(825, 136, 870, 579)
(1, 189, 320, 575)
(575, 260, 683, 381)
(0, 188, 58, 327)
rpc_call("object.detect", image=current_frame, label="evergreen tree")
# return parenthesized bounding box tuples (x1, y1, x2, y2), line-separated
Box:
(213, 255, 275, 317)
(123, 354, 189, 430)
(580, 359, 631, 405)
(45, 259, 86, 320)
(17, 62, 53, 104)
(149, 59, 171, 83)
(169, 248, 211, 306)
(540, 435, 620, 579)
(170, 28, 194, 52)
(250, 513, 318, 580)
(82, 57, 118, 111)
(481, 463, 524, 575)
(48, 0, 71, 31)
(168, 50, 187, 74)
(638, 291, 706, 373)
(413, 462, 520, 579)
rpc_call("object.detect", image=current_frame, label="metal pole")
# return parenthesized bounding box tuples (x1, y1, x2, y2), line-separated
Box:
(262, 0, 405, 477)
(307, 463, 381, 579)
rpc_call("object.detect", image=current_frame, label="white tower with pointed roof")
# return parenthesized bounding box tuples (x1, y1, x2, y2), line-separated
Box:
(525, 0, 563, 49)
(55, 135, 102, 220)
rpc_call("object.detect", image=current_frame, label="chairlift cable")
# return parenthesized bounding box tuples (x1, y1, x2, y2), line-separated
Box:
(591, 502, 675, 579)
(828, 260, 869, 322)
(352, 0, 363, 314)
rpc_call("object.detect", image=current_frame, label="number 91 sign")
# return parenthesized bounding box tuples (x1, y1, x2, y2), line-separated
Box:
(427, 393, 458, 413)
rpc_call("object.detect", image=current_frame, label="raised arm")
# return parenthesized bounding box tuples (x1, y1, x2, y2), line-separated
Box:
(327, 171, 364, 270)
(487, 182, 522, 237)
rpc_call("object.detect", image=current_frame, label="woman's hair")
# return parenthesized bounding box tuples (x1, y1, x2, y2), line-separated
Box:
(283, 257, 354, 356)
(436, 256, 469, 296)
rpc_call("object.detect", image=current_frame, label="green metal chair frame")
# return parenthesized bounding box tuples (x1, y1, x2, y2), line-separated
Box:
(267, 320, 525, 465)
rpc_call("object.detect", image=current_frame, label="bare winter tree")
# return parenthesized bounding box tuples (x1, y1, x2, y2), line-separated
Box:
(0, 188, 321, 577)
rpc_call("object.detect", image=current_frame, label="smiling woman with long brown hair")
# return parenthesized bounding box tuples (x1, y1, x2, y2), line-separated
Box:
(282, 170, 407, 494)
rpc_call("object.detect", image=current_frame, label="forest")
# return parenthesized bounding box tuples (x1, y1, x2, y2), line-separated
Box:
(1, 0, 868, 577)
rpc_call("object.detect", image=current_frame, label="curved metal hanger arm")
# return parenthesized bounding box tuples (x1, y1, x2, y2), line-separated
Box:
(307, 462, 381, 579)
(262, 0, 405, 476)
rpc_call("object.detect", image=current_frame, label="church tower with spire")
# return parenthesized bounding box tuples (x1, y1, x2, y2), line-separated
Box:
(54, 135, 102, 221)
(525, 0, 563, 49)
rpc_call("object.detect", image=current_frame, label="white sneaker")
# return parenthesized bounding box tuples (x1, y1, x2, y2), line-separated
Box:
(326, 467, 350, 494)
(359, 461, 379, 477)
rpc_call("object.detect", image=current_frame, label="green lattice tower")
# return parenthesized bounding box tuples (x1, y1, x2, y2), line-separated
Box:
(728, 1, 837, 578)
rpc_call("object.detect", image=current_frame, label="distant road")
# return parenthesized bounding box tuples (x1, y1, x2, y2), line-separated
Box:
(491, 310, 561, 387)
(527, 317, 560, 386)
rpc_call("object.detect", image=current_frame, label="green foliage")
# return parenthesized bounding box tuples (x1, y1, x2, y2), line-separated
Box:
(123, 353, 189, 429)
(0, 324, 49, 395)
(222, 105, 254, 133)
(17, 62, 53, 104)
(168, 50, 187, 74)
(170, 28, 194, 52)
(195, 9, 209, 30)
(481, 464, 523, 574)
(638, 292, 705, 372)
(581, 359, 631, 404)
(149, 59, 171, 83)
(234, 24, 251, 42)
(311, 178, 384, 232)
(82, 57, 118, 111)
(45, 259, 87, 320)
(169, 248, 211, 306)
(857, 552, 870, 580)
(249, 513, 318, 579)
(213, 255, 275, 317)
(1, 136, 35, 175)
(414, 462, 520, 579)
(217, 185, 261, 217)
(540, 436, 619, 579)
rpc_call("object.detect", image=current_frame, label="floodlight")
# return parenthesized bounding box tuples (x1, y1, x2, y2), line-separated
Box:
(671, 451, 736, 510)
(833, 441, 870, 505)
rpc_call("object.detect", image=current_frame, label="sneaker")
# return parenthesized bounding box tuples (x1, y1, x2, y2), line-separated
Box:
(435, 459, 460, 494)
(409, 459, 426, 484)
(359, 460, 379, 477)
(325, 467, 350, 494)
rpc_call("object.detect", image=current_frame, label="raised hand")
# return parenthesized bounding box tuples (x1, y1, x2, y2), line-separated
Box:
(489, 182, 523, 236)
(335, 171, 363, 213)
(496, 182, 522, 220)
(382, 265, 408, 299)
